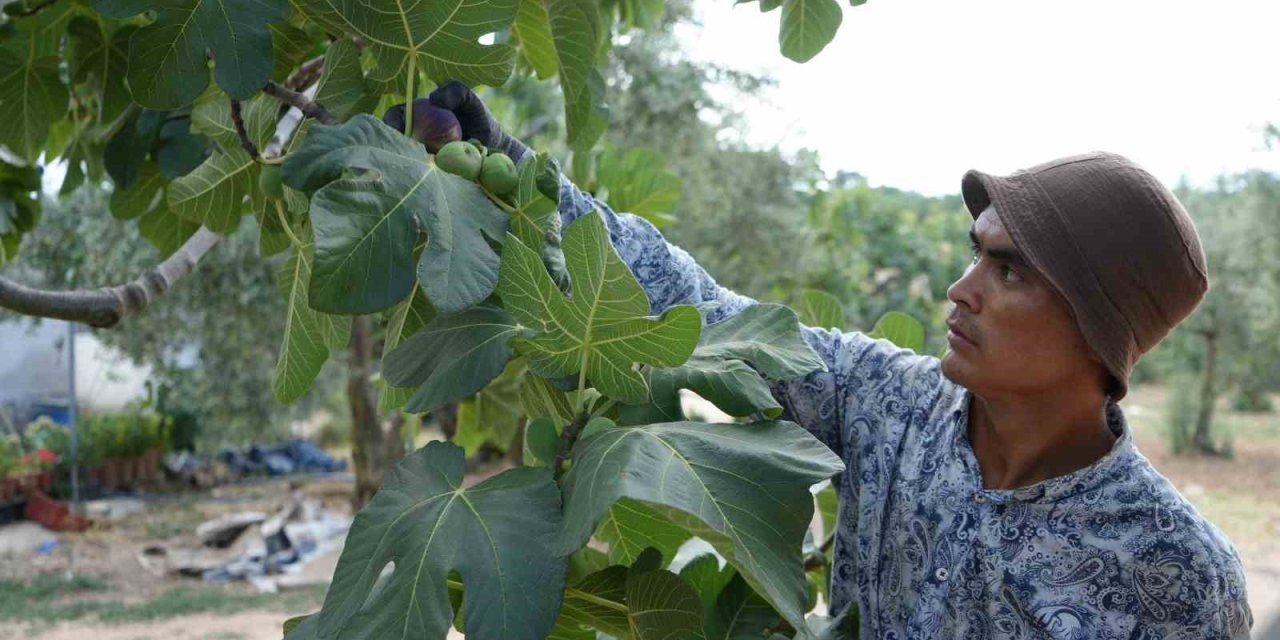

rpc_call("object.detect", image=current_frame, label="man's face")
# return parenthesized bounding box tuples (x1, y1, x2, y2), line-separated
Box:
(941, 205, 1103, 399)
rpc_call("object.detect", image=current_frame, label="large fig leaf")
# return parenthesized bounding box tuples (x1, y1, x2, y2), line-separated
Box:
(512, 0, 558, 80)
(779, 0, 842, 63)
(382, 303, 520, 413)
(376, 281, 437, 413)
(282, 114, 509, 314)
(0, 47, 68, 163)
(552, 559, 704, 640)
(622, 304, 824, 423)
(293, 0, 518, 88)
(550, 0, 610, 153)
(596, 499, 690, 566)
(454, 360, 526, 456)
(797, 289, 843, 330)
(498, 211, 701, 404)
(166, 146, 255, 233)
(596, 146, 682, 227)
(312, 38, 379, 123)
(272, 227, 351, 404)
(558, 420, 844, 631)
(867, 310, 925, 352)
(66, 17, 133, 126)
(704, 573, 783, 640)
(92, 0, 290, 108)
(311, 441, 566, 640)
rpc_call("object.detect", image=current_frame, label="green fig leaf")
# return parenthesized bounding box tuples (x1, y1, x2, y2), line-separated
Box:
(867, 310, 925, 352)
(282, 114, 509, 314)
(166, 146, 255, 233)
(622, 304, 824, 423)
(797, 289, 844, 330)
(382, 303, 520, 414)
(377, 282, 438, 413)
(454, 359, 526, 456)
(513, 0, 558, 80)
(0, 47, 69, 163)
(596, 499, 691, 566)
(498, 211, 702, 404)
(311, 441, 567, 640)
(779, 0, 842, 63)
(92, 0, 290, 108)
(292, 0, 518, 88)
(704, 573, 783, 640)
(558, 420, 844, 630)
(272, 227, 351, 404)
(312, 38, 379, 123)
(596, 146, 682, 227)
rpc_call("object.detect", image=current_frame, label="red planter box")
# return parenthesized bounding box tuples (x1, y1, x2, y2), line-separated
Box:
(24, 490, 91, 532)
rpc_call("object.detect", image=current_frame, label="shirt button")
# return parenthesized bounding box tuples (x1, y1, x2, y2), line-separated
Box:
(974, 493, 987, 503)
(935, 568, 950, 581)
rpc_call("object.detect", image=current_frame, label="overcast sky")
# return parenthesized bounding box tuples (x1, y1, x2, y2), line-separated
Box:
(677, 0, 1280, 196)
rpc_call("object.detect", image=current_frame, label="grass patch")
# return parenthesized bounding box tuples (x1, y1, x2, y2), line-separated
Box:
(0, 572, 325, 628)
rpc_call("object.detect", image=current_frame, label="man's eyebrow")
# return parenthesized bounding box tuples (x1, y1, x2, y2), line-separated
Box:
(969, 227, 1029, 266)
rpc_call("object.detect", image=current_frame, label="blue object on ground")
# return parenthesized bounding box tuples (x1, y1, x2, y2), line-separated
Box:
(216, 438, 346, 476)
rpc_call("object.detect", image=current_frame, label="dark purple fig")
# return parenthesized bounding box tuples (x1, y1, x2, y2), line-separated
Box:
(383, 99, 462, 153)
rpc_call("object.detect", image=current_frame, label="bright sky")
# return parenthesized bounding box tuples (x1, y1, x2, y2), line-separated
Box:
(677, 0, 1280, 196)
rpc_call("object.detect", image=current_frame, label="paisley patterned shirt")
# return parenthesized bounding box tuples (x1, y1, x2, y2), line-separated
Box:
(552, 176, 1253, 639)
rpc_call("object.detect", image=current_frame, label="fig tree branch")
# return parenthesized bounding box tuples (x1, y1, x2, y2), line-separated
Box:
(553, 411, 592, 482)
(263, 81, 339, 126)
(230, 98, 261, 160)
(0, 227, 222, 328)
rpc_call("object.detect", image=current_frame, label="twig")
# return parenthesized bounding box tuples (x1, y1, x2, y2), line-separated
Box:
(553, 412, 592, 482)
(0, 228, 222, 328)
(286, 56, 326, 92)
(230, 99, 260, 160)
(262, 81, 339, 126)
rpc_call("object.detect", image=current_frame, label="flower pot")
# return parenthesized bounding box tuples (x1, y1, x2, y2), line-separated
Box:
(37, 470, 53, 493)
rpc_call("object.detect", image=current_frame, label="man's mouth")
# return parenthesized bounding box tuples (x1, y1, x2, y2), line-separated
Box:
(946, 319, 977, 348)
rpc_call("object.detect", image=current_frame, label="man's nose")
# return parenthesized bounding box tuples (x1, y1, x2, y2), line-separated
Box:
(946, 264, 979, 312)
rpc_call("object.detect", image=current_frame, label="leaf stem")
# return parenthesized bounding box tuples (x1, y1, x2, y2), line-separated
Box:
(276, 200, 303, 248)
(553, 411, 591, 483)
(403, 55, 416, 136)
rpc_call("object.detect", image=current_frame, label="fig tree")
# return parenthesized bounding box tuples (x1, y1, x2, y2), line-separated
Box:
(435, 140, 483, 180)
(258, 164, 284, 200)
(479, 153, 518, 195)
(382, 99, 462, 153)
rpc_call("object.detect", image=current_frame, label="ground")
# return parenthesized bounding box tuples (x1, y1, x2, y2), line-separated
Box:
(0, 383, 1276, 639)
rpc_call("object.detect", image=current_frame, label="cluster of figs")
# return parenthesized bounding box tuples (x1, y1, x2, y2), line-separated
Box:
(385, 99, 519, 197)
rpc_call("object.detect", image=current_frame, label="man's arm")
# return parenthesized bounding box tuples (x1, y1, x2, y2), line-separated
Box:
(421, 82, 851, 454)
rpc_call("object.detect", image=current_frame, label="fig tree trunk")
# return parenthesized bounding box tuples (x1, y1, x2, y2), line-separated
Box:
(1193, 326, 1220, 455)
(348, 316, 401, 508)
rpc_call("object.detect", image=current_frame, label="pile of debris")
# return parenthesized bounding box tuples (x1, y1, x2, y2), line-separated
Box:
(165, 439, 348, 488)
(139, 489, 351, 593)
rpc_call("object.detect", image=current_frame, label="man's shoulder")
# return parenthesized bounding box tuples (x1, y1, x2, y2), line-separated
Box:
(1095, 455, 1252, 634)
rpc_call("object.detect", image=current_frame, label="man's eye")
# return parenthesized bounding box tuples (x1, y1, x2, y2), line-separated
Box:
(1001, 265, 1022, 282)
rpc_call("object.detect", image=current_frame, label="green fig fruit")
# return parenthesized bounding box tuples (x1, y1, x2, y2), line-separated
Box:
(258, 164, 284, 200)
(435, 140, 483, 180)
(479, 153, 518, 195)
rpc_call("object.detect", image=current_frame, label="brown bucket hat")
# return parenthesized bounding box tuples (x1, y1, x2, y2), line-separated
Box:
(960, 151, 1209, 402)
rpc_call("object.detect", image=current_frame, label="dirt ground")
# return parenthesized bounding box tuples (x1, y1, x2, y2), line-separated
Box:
(1, 384, 1277, 639)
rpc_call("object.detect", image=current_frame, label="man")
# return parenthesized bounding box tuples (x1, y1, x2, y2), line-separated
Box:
(407, 82, 1253, 639)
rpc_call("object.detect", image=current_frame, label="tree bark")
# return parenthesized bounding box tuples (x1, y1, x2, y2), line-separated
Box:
(348, 316, 389, 509)
(1193, 327, 1220, 455)
(0, 227, 221, 327)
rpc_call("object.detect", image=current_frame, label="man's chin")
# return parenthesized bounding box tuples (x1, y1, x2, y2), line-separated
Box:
(939, 352, 970, 387)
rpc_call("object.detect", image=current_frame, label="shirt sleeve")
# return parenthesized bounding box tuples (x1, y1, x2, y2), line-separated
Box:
(554, 174, 882, 457)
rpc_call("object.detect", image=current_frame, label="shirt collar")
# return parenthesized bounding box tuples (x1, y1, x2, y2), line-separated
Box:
(949, 387, 1137, 503)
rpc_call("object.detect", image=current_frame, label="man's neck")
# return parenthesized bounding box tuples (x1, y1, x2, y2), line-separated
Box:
(966, 387, 1116, 490)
